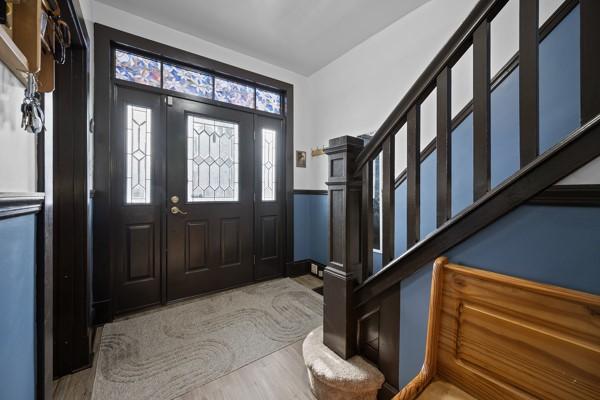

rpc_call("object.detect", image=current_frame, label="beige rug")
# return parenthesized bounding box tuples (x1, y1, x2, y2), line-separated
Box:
(91, 278, 323, 400)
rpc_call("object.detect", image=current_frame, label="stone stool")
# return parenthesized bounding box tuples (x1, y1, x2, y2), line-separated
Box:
(302, 327, 385, 400)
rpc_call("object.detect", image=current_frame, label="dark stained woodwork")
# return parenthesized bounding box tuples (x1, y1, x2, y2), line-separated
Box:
(407, 106, 420, 246)
(378, 284, 401, 392)
(382, 136, 395, 265)
(580, 0, 600, 125)
(361, 161, 374, 280)
(472, 21, 491, 200)
(528, 184, 600, 207)
(436, 67, 451, 227)
(323, 136, 364, 359)
(519, 0, 539, 167)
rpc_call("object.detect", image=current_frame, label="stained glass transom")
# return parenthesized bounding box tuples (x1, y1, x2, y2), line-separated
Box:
(115, 50, 161, 87)
(126, 105, 152, 204)
(214, 78, 255, 108)
(262, 129, 277, 201)
(256, 89, 281, 114)
(188, 116, 239, 202)
(163, 64, 213, 98)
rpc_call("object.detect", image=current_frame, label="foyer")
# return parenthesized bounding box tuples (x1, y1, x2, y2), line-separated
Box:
(0, 0, 599, 399)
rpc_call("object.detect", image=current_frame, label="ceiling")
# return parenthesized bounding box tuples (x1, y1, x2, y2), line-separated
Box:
(95, 0, 431, 76)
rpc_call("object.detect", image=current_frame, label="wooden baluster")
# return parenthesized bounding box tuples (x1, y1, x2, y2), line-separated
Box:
(436, 67, 451, 226)
(473, 20, 491, 200)
(382, 135, 395, 265)
(580, 0, 600, 124)
(519, 0, 540, 166)
(407, 106, 420, 247)
(361, 161, 374, 281)
(323, 136, 364, 359)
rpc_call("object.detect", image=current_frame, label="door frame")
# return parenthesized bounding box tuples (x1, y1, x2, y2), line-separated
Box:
(93, 25, 294, 324)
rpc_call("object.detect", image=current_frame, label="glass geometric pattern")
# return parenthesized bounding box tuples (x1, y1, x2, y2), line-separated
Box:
(187, 115, 239, 202)
(262, 129, 276, 201)
(115, 50, 161, 88)
(214, 78, 255, 108)
(126, 105, 152, 204)
(163, 63, 213, 99)
(256, 89, 281, 114)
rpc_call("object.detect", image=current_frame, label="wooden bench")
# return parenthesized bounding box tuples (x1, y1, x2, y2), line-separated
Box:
(395, 257, 600, 400)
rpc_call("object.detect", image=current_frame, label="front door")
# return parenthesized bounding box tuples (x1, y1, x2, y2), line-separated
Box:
(111, 87, 285, 313)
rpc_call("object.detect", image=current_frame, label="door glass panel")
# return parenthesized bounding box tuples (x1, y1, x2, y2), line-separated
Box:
(187, 116, 239, 202)
(261, 129, 276, 201)
(115, 50, 161, 88)
(126, 105, 152, 204)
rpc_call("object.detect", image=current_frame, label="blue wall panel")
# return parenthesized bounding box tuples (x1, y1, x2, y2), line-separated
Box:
(294, 193, 329, 264)
(491, 68, 520, 188)
(399, 205, 600, 386)
(395, 181, 408, 258)
(539, 5, 580, 153)
(293, 194, 311, 261)
(451, 115, 474, 216)
(419, 151, 437, 240)
(0, 215, 36, 400)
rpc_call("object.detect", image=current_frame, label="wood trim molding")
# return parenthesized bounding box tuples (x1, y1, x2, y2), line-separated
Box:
(0, 192, 45, 219)
(293, 189, 328, 195)
(529, 184, 600, 207)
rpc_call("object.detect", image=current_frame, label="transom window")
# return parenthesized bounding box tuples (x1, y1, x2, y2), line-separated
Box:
(114, 49, 282, 114)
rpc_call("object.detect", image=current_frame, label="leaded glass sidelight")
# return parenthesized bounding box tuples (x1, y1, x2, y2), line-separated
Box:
(256, 89, 281, 114)
(262, 129, 277, 201)
(126, 105, 152, 204)
(163, 64, 213, 99)
(214, 78, 255, 108)
(188, 116, 239, 202)
(115, 50, 161, 87)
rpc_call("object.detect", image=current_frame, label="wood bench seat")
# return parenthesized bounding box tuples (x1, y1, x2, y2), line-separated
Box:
(395, 257, 600, 400)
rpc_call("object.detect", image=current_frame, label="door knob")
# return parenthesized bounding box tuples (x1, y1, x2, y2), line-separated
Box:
(170, 206, 188, 215)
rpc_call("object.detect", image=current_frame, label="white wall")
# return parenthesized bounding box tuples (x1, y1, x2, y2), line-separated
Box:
(558, 157, 600, 185)
(91, 1, 316, 189)
(308, 0, 479, 189)
(0, 62, 37, 192)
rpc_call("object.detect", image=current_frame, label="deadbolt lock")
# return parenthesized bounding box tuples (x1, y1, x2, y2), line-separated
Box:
(170, 195, 180, 204)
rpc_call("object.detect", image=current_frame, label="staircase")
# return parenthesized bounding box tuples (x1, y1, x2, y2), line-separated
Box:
(303, 0, 600, 399)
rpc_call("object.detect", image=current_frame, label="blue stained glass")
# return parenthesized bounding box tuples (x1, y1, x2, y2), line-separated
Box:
(256, 89, 281, 114)
(214, 78, 255, 108)
(163, 64, 213, 98)
(115, 50, 161, 87)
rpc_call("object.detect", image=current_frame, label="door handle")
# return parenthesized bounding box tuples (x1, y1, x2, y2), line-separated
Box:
(170, 206, 188, 215)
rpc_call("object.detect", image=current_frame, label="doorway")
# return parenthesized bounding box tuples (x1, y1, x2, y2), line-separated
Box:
(110, 86, 285, 314)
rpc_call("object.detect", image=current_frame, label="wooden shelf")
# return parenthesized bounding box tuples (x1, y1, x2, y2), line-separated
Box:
(0, 26, 28, 85)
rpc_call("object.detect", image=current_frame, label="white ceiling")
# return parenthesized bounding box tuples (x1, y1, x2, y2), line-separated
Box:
(95, 0, 431, 76)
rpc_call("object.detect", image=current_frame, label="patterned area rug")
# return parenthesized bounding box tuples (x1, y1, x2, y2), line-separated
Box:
(91, 278, 322, 400)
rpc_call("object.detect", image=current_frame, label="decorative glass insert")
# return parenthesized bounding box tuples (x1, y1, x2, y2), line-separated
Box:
(214, 78, 255, 108)
(163, 63, 213, 98)
(256, 89, 281, 114)
(187, 116, 239, 202)
(262, 129, 277, 201)
(126, 105, 152, 204)
(115, 50, 161, 87)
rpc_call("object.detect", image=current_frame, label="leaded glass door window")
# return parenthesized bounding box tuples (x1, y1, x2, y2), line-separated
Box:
(187, 116, 239, 202)
(126, 105, 152, 204)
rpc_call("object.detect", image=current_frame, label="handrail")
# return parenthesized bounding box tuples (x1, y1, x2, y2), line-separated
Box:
(353, 115, 600, 310)
(354, 0, 505, 173)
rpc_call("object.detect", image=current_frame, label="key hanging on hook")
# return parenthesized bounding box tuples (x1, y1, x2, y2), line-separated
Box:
(21, 73, 45, 135)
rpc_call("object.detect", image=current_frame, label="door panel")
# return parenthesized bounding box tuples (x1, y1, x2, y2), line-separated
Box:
(166, 98, 254, 301)
(111, 86, 164, 313)
(254, 116, 285, 280)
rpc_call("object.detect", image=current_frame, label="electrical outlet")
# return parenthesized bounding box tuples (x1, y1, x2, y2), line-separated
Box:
(311, 263, 318, 275)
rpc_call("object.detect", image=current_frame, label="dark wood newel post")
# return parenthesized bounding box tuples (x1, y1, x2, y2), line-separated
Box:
(323, 135, 364, 359)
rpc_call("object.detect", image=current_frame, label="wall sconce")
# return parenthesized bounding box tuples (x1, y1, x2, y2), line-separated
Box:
(311, 146, 325, 157)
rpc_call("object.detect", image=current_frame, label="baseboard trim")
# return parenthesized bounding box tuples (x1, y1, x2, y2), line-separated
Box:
(293, 189, 328, 195)
(92, 299, 111, 326)
(378, 382, 399, 400)
(287, 259, 326, 277)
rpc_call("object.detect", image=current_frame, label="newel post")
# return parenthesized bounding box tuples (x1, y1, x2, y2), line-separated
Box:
(323, 135, 364, 359)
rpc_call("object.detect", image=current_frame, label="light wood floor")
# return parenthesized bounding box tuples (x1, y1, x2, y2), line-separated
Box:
(53, 275, 322, 400)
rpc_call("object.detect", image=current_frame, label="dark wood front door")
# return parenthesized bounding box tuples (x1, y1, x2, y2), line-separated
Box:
(165, 98, 255, 301)
(110, 88, 286, 313)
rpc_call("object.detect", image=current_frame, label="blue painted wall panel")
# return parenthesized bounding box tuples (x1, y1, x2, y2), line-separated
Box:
(293, 194, 311, 261)
(451, 115, 474, 216)
(399, 205, 600, 386)
(491, 68, 520, 188)
(539, 5, 580, 153)
(419, 151, 437, 239)
(0, 215, 36, 400)
(395, 181, 408, 258)
(373, 251, 383, 274)
(309, 194, 329, 265)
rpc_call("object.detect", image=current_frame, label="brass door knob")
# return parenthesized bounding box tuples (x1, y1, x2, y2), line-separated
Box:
(170, 206, 188, 215)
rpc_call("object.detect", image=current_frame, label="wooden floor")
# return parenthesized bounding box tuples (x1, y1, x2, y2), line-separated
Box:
(53, 275, 322, 400)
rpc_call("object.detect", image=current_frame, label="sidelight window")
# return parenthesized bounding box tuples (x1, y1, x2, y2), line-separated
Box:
(261, 129, 277, 201)
(187, 116, 239, 202)
(126, 105, 153, 204)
